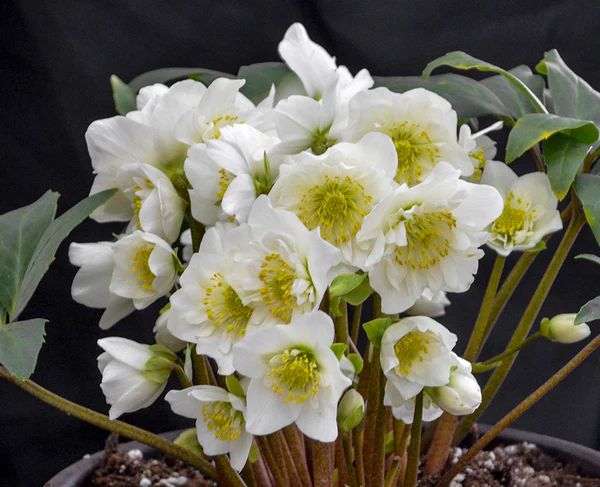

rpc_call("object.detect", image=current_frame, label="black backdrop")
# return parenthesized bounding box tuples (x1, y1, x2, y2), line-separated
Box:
(1, 1, 599, 485)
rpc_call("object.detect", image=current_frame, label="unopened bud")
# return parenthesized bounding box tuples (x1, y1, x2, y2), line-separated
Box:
(429, 355, 481, 416)
(337, 389, 365, 432)
(540, 314, 591, 344)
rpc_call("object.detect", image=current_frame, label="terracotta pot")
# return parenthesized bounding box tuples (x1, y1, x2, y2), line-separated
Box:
(45, 427, 600, 486)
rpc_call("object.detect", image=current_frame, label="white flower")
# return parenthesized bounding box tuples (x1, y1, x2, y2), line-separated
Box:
(278, 22, 373, 103)
(111, 231, 178, 309)
(168, 224, 260, 375)
(180, 229, 193, 264)
(345, 87, 473, 186)
(428, 353, 481, 415)
(154, 308, 186, 352)
(269, 132, 397, 266)
(186, 124, 280, 225)
(383, 383, 443, 424)
(227, 196, 341, 326)
(233, 311, 351, 441)
(481, 160, 562, 256)
(69, 241, 135, 329)
(98, 337, 174, 419)
(406, 290, 451, 318)
(540, 313, 591, 344)
(356, 162, 503, 313)
(166, 386, 252, 471)
(458, 121, 502, 182)
(380, 316, 457, 400)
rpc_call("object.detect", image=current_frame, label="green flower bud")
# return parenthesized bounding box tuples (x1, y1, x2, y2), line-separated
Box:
(540, 314, 591, 344)
(337, 389, 365, 432)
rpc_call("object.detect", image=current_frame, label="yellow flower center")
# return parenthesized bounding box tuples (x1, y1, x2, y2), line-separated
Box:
(259, 253, 297, 323)
(203, 273, 253, 338)
(394, 331, 432, 376)
(311, 126, 336, 155)
(267, 348, 320, 403)
(131, 180, 155, 228)
(394, 211, 456, 270)
(298, 175, 373, 246)
(217, 168, 235, 202)
(208, 114, 240, 139)
(201, 401, 244, 442)
(131, 245, 155, 290)
(469, 148, 486, 182)
(491, 193, 535, 246)
(384, 122, 440, 186)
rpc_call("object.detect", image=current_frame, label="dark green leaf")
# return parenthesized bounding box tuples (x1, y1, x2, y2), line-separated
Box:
(537, 50, 600, 128)
(374, 73, 510, 120)
(110, 75, 137, 115)
(362, 317, 393, 347)
(481, 65, 546, 118)
(12, 189, 117, 321)
(0, 191, 58, 316)
(0, 318, 46, 379)
(506, 114, 598, 163)
(543, 133, 589, 200)
(575, 296, 600, 324)
(128, 68, 234, 93)
(574, 253, 600, 265)
(574, 173, 600, 246)
(237, 62, 297, 103)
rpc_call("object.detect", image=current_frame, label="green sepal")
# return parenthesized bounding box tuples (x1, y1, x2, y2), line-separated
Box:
(338, 404, 365, 433)
(525, 241, 547, 253)
(471, 361, 503, 374)
(143, 346, 177, 384)
(248, 442, 260, 463)
(347, 353, 364, 374)
(110, 75, 137, 115)
(342, 277, 373, 306)
(329, 273, 367, 298)
(330, 343, 348, 360)
(329, 296, 343, 318)
(384, 431, 394, 455)
(149, 343, 178, 361)
(225, 375, 245, 399)
(362, 317, 393, 347)
(174, 428, 204, 456)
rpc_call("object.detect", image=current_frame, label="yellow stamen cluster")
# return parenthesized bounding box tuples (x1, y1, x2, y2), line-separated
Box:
(217, 168, 234, 203)
(203, 273, 253, 338)
(394, 331, 432, 376)
(297, 175, 373, 246)
(384, 122, 440, 186)
(469, 148, 486, 182)
(267, 348, 320, 403)
(259, 253, 297, 323)
(131, 180, 155, 229)
(394, 211, 456, 270)
(491, 192, 535, 245)
(209, 114, 240, 139)
(201, 401, 244, 442)
(131, 245, 155, 290)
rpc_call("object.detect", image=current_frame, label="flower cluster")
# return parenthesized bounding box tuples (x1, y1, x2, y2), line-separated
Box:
(70, 23, 565, 471)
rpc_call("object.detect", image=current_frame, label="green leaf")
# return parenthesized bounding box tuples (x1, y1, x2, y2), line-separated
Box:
(330, 343, 348, 360)
(225, 375, 245, 399)
(422, 51, 546, 113)
(537, 50, 600, 128)
(347, 353, 364, 374)
(329, 273, 367, 298)
(0, 191, 58, 317)
(574, 173, 600, 246)
(342, 277, 373, 306)
(110, 75, 137, 115)
(543, 134, 589, 200)
(0, 318, 47, 379)
(373, 73, 510, 120)
(12, 189, 117, 321)
(174, 428, 204, 455)
(574, 253, 600, 265)
(506, 114, 598, 163)
(128, 67, 234, 93)
(362, 317, 393, 347)
(237, 62, 297, 103)
(524, 240, 547, 253)
(575, 296, 600, 324)
(480, 65, 546, 118)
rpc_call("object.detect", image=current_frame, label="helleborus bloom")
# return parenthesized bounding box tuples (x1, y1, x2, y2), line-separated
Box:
(278, 22, 373, 103)
(481, 161, 562, 256)
(233, 311, 351, 441)
(383, 383, 443, 424)
(540, 313, 591, 344)
(345, 87, 473, 186)
(154, 308, 186, 352)
(428, 353, 481, 415)
(227, 196, 341, 326)
(458, 121, 502, 182)
(356, 162, 503, 313)
(69, 241, 135, 329)
(111, 231, 178, 309)
(269, 132, 397, 266)
(406, 290, 451, 318)
(186, 124, 280, 225)
(166, 386, 252, 471)
(98, 337, 174, 419)
(168, 224, 260, 375)
(380, 316, 457, 400)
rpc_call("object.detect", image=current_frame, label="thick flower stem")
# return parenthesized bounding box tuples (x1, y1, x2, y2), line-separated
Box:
(257, 436, 288, 486)
(384, 456, 402, 487)
(351, 303, 363, 345)
(439, 334, 600, 487)
(312, 439, 334, 487)
(362, 347, 384, 487)
(250, 456, 272, 487)
(342, 432, 358, 487)
(424, 412, 456, 476)
(0, 367, 216, 479)
(473, 331, 543, 371)
(334, 299, 350, 346)
(269, 431, 303, 487)
(455, 210, 585, 443)
(214, 456, 247, 487)
(404, 391, 424, 487)
(283, 426, 312, 487)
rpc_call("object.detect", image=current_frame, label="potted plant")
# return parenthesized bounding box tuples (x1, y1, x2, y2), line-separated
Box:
(1, 22, 599, 486)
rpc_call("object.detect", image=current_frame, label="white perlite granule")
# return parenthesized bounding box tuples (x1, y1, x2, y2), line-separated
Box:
(127, 449, 144, 461)
(139, 477, 152, 487)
